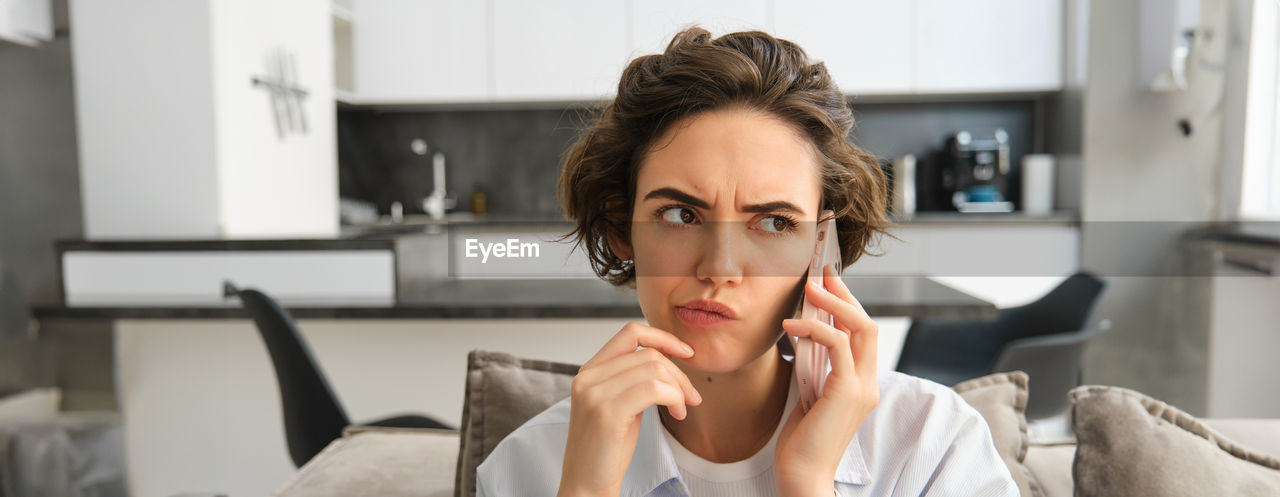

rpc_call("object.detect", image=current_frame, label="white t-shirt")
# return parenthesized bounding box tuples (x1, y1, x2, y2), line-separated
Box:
(658, 375, 799, 497)
(477, 365, 1021, 497)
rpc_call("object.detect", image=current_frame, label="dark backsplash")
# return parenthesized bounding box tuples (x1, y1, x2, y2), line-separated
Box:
(337, 99, 1036, 218)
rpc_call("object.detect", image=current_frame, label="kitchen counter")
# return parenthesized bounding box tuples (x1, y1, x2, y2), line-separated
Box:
(33, 276, 996, 321)
(1183, 221, 1280, 249)
(349, 210, 1080, 230)
(44, 212, 1081, 321)
(50, 210, 1081, 252)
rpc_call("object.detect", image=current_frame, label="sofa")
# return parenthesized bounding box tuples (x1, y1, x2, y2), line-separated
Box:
(271, 351, 1280, 497)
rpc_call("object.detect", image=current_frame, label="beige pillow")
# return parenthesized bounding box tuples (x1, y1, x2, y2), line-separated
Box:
(272, 429, 459, 497)
(953, 371, 1043, 497)
(454, 350, 578, 497)
(1070, 385, 1280, 497)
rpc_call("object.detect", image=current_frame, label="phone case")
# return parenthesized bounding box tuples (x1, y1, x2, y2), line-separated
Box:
(793, 211, 842, 413)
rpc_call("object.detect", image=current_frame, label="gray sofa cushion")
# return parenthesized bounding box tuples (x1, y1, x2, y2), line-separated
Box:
(1070, 385, 1280, 497)
(953, 371, 1042, 497)
(271, 428, 459, 497)
(454, 350, 578, 497)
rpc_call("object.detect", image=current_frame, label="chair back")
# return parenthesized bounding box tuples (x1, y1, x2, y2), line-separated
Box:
(225, 282, 350, 467)
(992, 320, 1113, 420)
(1002, 272, 1107, 341)
(896, 272, 1108, 386)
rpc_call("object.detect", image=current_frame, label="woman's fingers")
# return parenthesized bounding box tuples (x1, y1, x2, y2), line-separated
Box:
(821, 264, 866, 314)
(578, 347, 702, 406)
(802, 265, 879, 378)
(804, 266, 876, 335)
(781, 318, 853, 378)
(823, 264, 879, 378)
(596, 360, 694, 419)
(582, 321, 694, 370)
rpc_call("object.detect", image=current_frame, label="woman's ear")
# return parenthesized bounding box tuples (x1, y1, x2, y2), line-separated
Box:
(603, 199, 634, 261)
(606, 226, 633, 261)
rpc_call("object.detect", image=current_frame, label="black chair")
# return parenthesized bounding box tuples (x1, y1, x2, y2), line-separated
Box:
(895, 272, 1107, 388)
(223, 282, 453, 468)
(991, 320, 1112, 420)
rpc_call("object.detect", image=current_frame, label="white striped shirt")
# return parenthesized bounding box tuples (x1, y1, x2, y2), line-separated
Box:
(477, 364, 1019, 497)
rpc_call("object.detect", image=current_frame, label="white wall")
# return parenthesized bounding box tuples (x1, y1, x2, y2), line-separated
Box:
(70, 0, 222, 239)
(1078, 0, 1264, 416)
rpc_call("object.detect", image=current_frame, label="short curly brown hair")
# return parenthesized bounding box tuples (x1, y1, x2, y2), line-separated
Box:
(558, 27, 894, 287)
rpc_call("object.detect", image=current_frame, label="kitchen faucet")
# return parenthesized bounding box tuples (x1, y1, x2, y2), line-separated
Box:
(411, 139, 455, 220)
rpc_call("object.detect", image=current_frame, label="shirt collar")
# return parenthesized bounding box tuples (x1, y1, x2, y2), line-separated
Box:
(619, 372, 873, 497)
(621, 405, 683, 497)
(835, 430, 873, 485)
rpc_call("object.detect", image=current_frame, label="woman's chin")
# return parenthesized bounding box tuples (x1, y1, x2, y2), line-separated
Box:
(675, 346, 751, 375)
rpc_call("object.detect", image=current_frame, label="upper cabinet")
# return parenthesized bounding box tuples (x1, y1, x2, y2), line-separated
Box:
(773, 0, 914, 95)
(630, 0, 769, 55)
(71, 0, 338, 239)
(0, 0, 53, 47)
(343, 0, 1063, 105)
(492, 0, 628, 102)
(914, 0, 1063, 93)
(351, 0, 489, 104)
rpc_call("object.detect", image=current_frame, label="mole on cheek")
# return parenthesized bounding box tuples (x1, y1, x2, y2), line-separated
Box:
(707, 377, 713, 383)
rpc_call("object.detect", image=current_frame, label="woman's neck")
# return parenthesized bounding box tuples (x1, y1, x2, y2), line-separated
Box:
(660, 345, 793, 463)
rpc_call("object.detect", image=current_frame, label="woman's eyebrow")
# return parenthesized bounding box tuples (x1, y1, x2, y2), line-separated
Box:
(642, 187, 805, 215)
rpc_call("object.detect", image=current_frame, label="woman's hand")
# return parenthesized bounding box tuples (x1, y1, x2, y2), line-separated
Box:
(558, 322, 703, 497)
(774, 264, 880, 496)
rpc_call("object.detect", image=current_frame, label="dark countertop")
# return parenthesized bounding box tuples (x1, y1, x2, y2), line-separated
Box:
(53, 210, 1082, 252)
(33, 276, 996, 321)
(1183, 221, 1280, 249)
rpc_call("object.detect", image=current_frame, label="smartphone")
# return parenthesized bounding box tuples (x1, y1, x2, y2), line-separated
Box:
(793, 210, 842, 413)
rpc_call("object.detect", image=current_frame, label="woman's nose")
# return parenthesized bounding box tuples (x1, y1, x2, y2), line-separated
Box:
(694, 223, 744, 286)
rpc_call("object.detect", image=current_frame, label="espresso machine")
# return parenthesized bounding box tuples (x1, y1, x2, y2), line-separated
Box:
(913, 129, 1014, 213)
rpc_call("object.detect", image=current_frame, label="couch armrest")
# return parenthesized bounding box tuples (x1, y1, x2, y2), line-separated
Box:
(272, 428, 459, 497)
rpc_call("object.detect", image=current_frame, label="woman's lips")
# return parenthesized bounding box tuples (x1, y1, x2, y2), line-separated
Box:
(676, 306, 734, 327)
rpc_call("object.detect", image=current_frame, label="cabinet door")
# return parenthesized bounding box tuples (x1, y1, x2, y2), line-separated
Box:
(914, 0, 1062, 93)
(492, 0, 627, 101)
(0, 0, 53, 46)
(210, 0, 339, 238)
(629, 0, 770, 57)
(773, 0, 913, 95)
(352, 0, 489, 103)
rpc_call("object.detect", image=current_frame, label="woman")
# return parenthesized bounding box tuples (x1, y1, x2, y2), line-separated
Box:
(477, 28, 1018, 497)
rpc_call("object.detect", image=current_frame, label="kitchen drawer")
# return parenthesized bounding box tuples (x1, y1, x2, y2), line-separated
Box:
(62, 250, 395, 306)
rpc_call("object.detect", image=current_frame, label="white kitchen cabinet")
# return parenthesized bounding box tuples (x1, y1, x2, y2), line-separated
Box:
(71, 0, 338, 239)
(629, 0, 770, 57)
(492, 0, 628, 101)
(773, 0, 914, 95)
(342, 0, 1065, 105)
(0, 0, 52, 46)
(914, 0, 1063, 93)
(352, 0, 489, 103)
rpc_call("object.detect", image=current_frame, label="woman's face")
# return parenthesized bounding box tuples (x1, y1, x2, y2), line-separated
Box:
(626, 106, 822, 374)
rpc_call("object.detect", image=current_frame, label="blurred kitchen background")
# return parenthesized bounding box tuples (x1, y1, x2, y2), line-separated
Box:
(1, 0, 1279, 496)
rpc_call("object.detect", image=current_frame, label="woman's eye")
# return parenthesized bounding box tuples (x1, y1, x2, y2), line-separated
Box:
(660, 207, 697, 225)
(755, 215, 796, 234)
